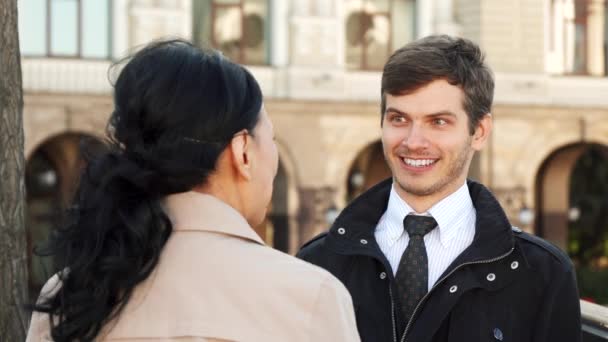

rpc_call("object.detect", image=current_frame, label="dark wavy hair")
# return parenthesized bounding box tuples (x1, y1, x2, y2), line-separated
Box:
(32, 39, 263, 341)
(381, 35, 494, 134)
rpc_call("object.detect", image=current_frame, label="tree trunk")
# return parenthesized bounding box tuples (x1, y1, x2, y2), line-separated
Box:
(0, 0, 28, 340)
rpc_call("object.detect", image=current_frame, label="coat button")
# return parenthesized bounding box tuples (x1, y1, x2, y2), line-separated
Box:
(337, 227, 346, 235)
(360, 239, 368, 245)
(487, 273, 496, 282)
(511, 261, 519, 269)
(493, 327, 504, 341)
(380, 272, 387, 280)
(449, 285, 458, 293)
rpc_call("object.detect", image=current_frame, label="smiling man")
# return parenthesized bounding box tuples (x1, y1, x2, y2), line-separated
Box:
(297, 35, 581, 342)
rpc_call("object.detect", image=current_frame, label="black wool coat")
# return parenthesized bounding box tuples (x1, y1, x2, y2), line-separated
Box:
(297, 179, 581, 342)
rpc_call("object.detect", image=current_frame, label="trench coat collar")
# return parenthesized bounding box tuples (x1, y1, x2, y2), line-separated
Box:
(162, 191, 265, 246)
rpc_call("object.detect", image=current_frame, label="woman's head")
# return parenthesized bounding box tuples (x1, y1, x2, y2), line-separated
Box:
(111, 39, 277, 224)
(110, 39, 264, 194)
(35, 39, 276, 341)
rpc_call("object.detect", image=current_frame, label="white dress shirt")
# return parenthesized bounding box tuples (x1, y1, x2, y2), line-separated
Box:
(374, 182, 476, 290)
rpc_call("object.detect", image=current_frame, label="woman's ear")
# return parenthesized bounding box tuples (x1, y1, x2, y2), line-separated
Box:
(229, 131, 252, 180)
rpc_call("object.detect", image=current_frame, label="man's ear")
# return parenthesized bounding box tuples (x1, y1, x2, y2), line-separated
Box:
(471, 113, 492, 151)
(229, 132, 252, 180)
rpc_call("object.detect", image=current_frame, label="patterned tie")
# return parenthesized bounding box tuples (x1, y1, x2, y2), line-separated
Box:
(395, 215, 437, 325)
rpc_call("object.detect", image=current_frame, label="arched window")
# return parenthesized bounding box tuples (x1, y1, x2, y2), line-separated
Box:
(345, 0, 415, 70)
(192, 0, 270, 65)
(18, 0, 113, 59)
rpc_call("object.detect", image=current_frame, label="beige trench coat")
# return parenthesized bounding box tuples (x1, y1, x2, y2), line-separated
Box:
(26, 192, 360, 342)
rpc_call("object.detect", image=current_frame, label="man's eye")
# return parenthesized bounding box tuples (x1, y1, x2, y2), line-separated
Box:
(391, 116, 406, 123)
(434, 118, 447, 125)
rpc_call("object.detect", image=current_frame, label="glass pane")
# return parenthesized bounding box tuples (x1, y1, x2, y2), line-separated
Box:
(51, 0, 78, 56)
(366, 14, 390, 69)
(18, 0, 47, 55)
(82, 0, 110, 58)
(213, 6, 242, 62)
(243, 0, 267, 64)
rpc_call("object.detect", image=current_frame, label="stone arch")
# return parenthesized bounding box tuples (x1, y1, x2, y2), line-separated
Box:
(534, 142, 608, 249)
(25, 131, 105, 300)
(259, 139, 301, 254)
(345, 139, 391, 203)
(335, 134, 384, 206)
(535, 141, 608, 303)
(521, 132, 608, 219)
(26, 127, 105, 160)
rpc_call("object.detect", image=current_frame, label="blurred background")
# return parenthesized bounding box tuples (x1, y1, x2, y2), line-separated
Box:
(17, 0, 608, 309)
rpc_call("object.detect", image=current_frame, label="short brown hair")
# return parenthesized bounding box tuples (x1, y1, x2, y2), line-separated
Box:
(381, 35, 494, 134)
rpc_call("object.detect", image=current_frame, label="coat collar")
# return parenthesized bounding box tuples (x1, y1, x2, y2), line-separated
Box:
(327, 178, 514, 263)
(162, 191, 265, 245)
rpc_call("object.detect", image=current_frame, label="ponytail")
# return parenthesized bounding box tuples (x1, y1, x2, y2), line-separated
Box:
(35, 149, 173, 341)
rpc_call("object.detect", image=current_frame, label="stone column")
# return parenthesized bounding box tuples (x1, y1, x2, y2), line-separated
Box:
(416, 0, 434, 38)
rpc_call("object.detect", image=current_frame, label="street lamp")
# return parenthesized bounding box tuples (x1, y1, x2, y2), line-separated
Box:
(519, 205, 534, 226)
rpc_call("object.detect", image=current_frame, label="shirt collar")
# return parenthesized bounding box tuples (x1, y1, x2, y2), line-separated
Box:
(161, 191, 265, 245)
(381, 182, 475, 248)
(378, 185, 416, 244)
(427, 182, 475, 248)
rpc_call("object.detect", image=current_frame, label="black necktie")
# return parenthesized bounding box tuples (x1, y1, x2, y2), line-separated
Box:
(395, 215, 437, 325)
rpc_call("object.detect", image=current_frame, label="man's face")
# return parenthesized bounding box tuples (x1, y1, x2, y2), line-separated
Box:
(381, 79, 491, 209)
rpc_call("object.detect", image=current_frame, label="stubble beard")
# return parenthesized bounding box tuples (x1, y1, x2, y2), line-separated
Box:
(390, 138, 474, 198)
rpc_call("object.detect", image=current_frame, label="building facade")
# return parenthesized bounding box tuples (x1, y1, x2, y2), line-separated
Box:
(20, 0, 608, 302)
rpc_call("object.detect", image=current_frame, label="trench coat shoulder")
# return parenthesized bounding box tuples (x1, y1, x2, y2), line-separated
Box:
(105, 231, 360, 342)
(512, 228, 575, 271)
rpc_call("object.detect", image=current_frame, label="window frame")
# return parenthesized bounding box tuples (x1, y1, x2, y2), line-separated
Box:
(552, 0, 608, 76)
(22, 0, 113, 60)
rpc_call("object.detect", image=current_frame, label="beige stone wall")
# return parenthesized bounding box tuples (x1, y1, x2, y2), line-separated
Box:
(456, 0, 545, 73)
(455, 0, 481, 43)
(481, 0, 545, 73)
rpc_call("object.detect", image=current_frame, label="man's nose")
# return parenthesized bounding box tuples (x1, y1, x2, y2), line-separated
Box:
(401, 124, 429, 150)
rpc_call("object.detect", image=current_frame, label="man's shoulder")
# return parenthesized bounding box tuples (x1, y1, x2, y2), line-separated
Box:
(512, 227, 574, 271)
(296, 231, 330, 262)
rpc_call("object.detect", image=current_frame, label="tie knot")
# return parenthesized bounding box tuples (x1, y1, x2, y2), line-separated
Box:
(403, 215, 437, 237)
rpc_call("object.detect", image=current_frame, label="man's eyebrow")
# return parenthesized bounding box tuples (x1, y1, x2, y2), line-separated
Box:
(385, 107, 458, 118)
(426, 110, 458, 118)
(385, 107, 408, 116)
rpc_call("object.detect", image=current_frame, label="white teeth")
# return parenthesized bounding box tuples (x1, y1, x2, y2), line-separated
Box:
(403, 158, 436, 167)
